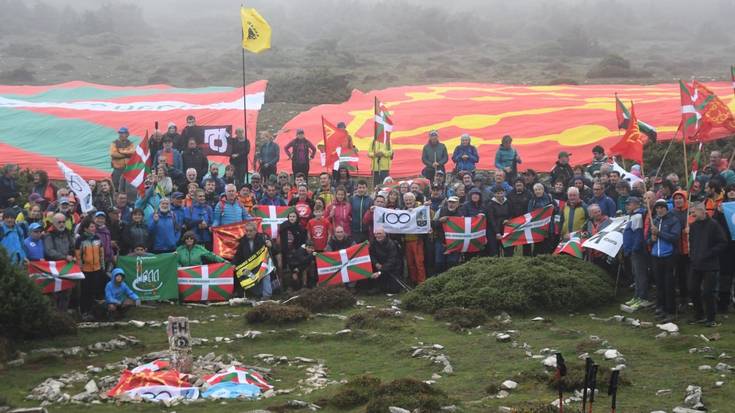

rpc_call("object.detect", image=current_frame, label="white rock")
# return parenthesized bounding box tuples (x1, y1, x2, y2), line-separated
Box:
(501, 380, 518, 390)
(433, 344, 444, 350)
(335, 329, 351, 335)
(714, 381, 724, 387)
(442, 364, 454, 375)
(673, 407, 703, 413)
(84, 380, 98, 393)
(431, 373, 442, 380)
(389, 407, 411, 413)
(498, 407, 513, 413)
(604, 349, 621, 360)
(543, 355, 557, 368)
(496, 333, 511, 342)
(655, 389, 672, 396)
(496, 390, 509, 399)
(657, 322, 679, 333)
(531, 317, 544, 321)
(714, 362, 732, 372)
(128, 320, 146, 328)
(698, 365, 713, 372)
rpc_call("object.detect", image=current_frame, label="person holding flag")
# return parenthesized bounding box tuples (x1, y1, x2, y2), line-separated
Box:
(233, 221, 273, 300)
(432, 196, 463, 272)
(370, 97, 394, 184)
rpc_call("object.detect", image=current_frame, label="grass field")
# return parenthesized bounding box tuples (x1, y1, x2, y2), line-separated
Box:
(1, 292, 733, 412)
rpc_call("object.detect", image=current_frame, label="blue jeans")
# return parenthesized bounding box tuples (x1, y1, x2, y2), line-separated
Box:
(253, 274, 273, 299)
(631, 251, 649, 300)
(434, 239, 459, 273)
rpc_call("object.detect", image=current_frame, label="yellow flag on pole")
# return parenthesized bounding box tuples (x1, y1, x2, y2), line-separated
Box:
(241, 7, 271, 54)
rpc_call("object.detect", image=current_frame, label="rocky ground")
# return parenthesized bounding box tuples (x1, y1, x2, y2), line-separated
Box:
(1, 294, 733, 413)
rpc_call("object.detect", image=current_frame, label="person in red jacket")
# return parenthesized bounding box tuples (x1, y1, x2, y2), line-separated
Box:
(307, 207, 331, 252)
(326, 186, 352, 236)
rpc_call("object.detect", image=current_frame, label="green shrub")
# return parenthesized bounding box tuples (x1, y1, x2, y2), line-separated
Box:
(365, 378, 451, 413)
(288, 286, 356, 313)
(0, 249, 76, 342)
(403, 255, 614, 314)
(245, 303, 310, 324)
(345, 309, 403, 330)
(586, 54, 652, 78)
(329, 376, 382, 408)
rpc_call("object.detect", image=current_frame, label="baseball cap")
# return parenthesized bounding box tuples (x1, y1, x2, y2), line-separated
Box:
(626, 196, 641, 204)
(29, 222, 43, 232)
(558, 151, 571, 158)
(94, 211, 106, 217)
(654, 199, 668, 208)
(28, 193, 42, 203)
(118, 126, 129, 134)
(171, 192, 185, 200)
(448, 196, 460, 202)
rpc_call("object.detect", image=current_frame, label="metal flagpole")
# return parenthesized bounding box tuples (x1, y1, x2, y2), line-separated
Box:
(241, 42, 250, 184)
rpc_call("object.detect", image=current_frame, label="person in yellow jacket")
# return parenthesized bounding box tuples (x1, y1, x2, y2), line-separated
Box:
(368, 139, 393, 186)
(560, 187, 588, 238)
(109, 126, 136, 192)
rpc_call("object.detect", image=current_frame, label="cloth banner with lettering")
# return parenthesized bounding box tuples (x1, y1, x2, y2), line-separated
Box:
(442, 215, 487, 253)
(56, 160, 94, 213)
(27, 260, 84, 294)
(212, 218, 262, 260)
(251, 206, 294, 239)
(198, 125, 233, 156)
(316, 242, 372, 286)
(177, 263, 234, 302)
(582, 216, 630, 257)
(501, 205, 554, 247)
(373, 206, 431, 234)
(234, 245, 275, 290)
(117, 253, 179, 301)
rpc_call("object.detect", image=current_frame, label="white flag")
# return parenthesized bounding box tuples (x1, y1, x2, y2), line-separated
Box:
(373, 206, 431, 234)
(611, 159, 643, 185)
(56, 160, 94, 213)
(582, 216, 630, 257)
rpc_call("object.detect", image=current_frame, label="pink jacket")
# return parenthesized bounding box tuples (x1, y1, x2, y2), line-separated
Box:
(327, 200, 352, 235)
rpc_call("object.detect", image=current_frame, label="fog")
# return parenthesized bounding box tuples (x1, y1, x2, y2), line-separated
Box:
(0, 0, 733, 89)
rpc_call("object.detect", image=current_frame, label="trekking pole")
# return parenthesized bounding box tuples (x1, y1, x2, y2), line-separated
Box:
(608, 369, 620, 413)
(555, 352, 567, 413)
(588, 364, 598, 413)
(614, 261, 622, 297)
(582, 357, 593, 412)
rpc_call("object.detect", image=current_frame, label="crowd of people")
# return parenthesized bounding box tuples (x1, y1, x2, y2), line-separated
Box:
(0, 119, 734, 326)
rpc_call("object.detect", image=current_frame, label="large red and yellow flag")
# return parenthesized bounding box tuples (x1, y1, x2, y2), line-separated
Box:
(322, 116, 358, 171)
(276, 82, 734, 177)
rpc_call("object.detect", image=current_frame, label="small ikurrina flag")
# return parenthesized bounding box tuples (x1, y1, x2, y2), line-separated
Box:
(177, 263, 234, 302)
(203, 366, 272, 391)
(122, 129, 152, 197)
(501, 205, 554, 248)
(28, 260, 84, 294)
(235, 245, 274, 290)
(251, 206, 294, 239)
(316, 242, 372, 286)
(442, 214, 487, 253)
(553, 231, 585, 259)
(131, 360, 170, 374)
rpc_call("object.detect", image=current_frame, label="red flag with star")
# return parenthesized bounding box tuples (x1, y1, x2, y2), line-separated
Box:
(322, 116, 358, 171)
(609, 101, 644, 164)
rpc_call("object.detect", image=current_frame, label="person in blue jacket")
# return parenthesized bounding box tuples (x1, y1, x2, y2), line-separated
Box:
(622, 196, 650, 310)
(105, 267, 140, 320)
(214, 184, 252, 226)
(451, 134, 480, 174)
(148, 197, 180, 253)
(648, 198, 681, 322)
(1, 208, 26, 265)
(185, 189, 214, 246)
(23, 222, 45, 261)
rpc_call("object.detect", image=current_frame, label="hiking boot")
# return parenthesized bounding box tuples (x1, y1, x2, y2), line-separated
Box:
(624, 297, 639, 306)
(628, 300, 642, 311)
(638, 299, 655, 308)
(687, 318, 706, 325)
(704, 320, 720, 328)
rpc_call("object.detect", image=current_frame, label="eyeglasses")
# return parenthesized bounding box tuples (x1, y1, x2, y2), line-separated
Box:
(55, 220, 66, 224)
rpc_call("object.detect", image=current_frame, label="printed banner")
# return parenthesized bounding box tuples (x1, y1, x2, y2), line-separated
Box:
(373, 206, 431, 234)
(56, 160, 94, 213)
(234, 245, 274, 290)
(582, 216, 630, 257)
(200, 125, 233, 156)
(118, 253, 179, 301)
(177, 263, 234, 302)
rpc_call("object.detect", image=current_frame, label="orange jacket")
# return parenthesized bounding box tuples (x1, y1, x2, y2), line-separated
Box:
(109, 140, 136, 169)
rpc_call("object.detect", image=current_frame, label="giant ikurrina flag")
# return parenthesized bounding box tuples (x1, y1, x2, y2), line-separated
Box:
(0, 80, 267, 180)
(276, 82, 735, 177)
